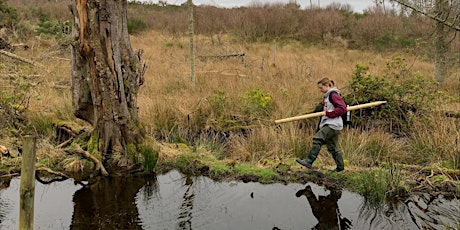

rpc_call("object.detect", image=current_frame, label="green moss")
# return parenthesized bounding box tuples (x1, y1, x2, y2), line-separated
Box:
(87, 132, 100, 156)
(175, 153, 202, 169)
(234, 164, 278, 183)
(431, 175, 449, 184)
(209, 162, 232, 176)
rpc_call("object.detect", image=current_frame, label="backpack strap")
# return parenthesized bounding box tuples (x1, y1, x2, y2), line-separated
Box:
(328, 91, 340, 106)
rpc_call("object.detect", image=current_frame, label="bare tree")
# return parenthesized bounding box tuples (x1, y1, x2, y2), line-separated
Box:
(391, 0, 460, 82)
(70, 0, 147, 169)
(391, 0, 460, 31)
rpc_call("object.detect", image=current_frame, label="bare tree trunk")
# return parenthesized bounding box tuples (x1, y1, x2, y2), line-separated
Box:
(188, 0, 196, 86)
(70, 0, 146, 164)
(434, 0, 449, 83)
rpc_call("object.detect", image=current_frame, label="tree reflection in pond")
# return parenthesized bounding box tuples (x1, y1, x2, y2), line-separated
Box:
(71, 175, 157, 230)
(0, 171, 459, 229)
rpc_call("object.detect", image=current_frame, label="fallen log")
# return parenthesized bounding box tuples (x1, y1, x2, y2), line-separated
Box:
(275, 101, 387, 124)
(198, 53, 245, 61)
(0, 50, 42, 67)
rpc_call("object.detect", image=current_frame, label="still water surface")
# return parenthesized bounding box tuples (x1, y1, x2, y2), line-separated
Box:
(0, 170, 459, 229)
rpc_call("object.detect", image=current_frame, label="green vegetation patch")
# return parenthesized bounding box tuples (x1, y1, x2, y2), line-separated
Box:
(334, 166, 408, 206)
(234, 163, 278, 183)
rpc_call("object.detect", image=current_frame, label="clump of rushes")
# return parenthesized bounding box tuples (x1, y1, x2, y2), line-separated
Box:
(125, 137, 159, 172)
(339, 129, 404, 167)
(407, 114, 459, 168)
(338, 165, 407, 206)
(346, 169, 388, 206)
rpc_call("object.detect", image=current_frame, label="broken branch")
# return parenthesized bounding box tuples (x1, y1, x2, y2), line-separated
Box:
(69, 144, 109, 176)
(0, 50, 43, 67)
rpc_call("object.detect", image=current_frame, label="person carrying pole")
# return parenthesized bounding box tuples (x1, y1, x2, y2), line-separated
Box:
(296, 78, 346, 172)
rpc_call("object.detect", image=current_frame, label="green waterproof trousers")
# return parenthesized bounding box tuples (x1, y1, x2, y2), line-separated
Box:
(304, 125, 344, 170)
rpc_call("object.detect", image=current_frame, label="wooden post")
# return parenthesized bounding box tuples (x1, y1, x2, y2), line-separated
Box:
(19, 135, 36, 230)
(188, 0, 196, 86)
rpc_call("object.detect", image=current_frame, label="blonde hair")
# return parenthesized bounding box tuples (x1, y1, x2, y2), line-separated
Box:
(317, 78, 335, 87)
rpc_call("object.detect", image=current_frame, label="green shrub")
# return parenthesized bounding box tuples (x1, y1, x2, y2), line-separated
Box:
(346, 57, 443, 132)
(36, 12, 71, 39)
(127, 17, 148, 34)
(0, 0, 19, 30)
(374, 32, 416, 51)
(240, 87, 273, 120)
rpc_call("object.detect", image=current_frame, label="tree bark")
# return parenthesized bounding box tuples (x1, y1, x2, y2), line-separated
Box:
(433, 0, 449, 83)
(70, 0, 146, 164)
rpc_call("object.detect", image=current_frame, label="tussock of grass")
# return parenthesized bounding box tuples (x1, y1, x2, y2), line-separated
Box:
(340, 166, 408, 206)
(340, 129, 405, 167)
(407, 114, 459, 168)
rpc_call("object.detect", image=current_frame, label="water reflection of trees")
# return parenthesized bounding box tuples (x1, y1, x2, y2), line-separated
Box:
(357, 195, 460, 229)
(70, 175, 157, 230)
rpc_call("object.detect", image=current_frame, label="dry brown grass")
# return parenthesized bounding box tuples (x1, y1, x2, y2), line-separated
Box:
(132, 30, 437, 124)
(127, 30, 447, 165)
(2, 27, 458, 169)
(408, 113, 460, 167)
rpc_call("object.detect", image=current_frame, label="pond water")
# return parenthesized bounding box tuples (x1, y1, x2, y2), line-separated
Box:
(0, 170, 459, 229)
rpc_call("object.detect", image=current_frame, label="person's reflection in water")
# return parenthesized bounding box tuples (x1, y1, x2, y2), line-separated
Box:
(296, 185, 352, 230)
(71, 175, 157, 230)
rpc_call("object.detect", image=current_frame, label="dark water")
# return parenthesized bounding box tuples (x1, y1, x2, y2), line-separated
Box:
(0, 170, 459, 229)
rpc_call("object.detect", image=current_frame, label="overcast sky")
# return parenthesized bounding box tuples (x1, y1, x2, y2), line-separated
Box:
(139, 0, 390, 13)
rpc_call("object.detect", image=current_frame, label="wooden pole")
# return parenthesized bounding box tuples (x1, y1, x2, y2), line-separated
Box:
(188, 0, 196, 86)
(274, 101, 387, 124)
(19, 135, 36, 230)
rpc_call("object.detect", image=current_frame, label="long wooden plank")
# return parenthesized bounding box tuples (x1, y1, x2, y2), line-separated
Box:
(274, 101, 387, 124)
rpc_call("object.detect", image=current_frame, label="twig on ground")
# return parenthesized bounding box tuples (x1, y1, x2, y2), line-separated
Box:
(56, 138, 73, 149)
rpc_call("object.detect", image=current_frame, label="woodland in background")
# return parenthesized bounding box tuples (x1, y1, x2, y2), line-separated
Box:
(1, 0, 451, 50)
